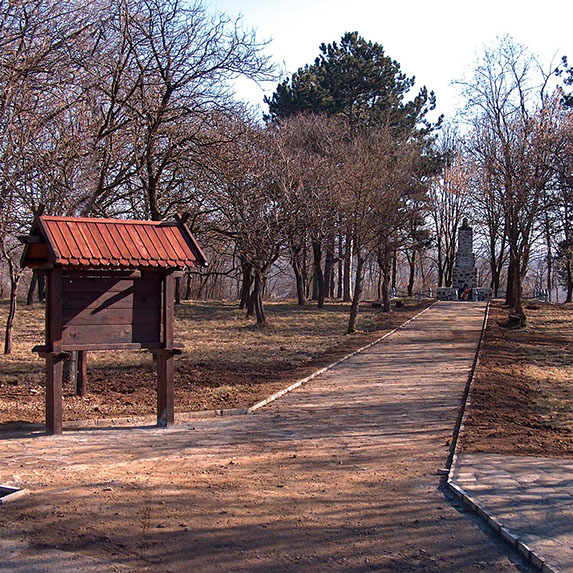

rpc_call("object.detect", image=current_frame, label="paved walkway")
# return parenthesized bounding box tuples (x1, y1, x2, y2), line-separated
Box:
(0, 302, 533, 572)
(451, 453, 573, 572)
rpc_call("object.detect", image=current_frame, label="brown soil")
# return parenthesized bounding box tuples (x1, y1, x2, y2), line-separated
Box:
(0, 299, 430, 428)
(0, 302, 531, 572)
(460, 301, 573, 459)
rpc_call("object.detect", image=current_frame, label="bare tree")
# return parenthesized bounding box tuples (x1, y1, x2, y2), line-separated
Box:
(338, 126, 411, 333)
(115, 0, 274, 221)
(273, 113, 339, 307)
(427, 130, 471, 288)
(461, 36, 564, 324)
(207, 116, 282, 324)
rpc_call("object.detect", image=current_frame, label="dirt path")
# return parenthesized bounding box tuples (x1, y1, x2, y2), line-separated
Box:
(0, 302, 532, 572)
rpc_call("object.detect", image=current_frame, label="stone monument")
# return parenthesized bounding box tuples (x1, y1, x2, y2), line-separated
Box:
(437, 218, 493, 301)
(452, 218, 477, 295)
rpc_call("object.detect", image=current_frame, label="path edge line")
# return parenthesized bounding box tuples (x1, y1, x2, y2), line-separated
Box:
(248, 302, 437, 413)
(445, 302, 558, 573)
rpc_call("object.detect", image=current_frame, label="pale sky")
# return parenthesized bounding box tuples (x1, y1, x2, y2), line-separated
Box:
(210, 0, 573, 121)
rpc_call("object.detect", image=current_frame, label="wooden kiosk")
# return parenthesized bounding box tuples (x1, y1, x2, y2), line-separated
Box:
(20, 213, 207, 434)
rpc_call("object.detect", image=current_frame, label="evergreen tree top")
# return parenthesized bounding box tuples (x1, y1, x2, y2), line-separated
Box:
(264, 32, 439, 136)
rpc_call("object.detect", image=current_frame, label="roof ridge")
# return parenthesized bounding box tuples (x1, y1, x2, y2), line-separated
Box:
(41, 215, 170, 226)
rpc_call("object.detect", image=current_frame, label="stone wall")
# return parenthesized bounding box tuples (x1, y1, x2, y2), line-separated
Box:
(437, 287, 458, 301)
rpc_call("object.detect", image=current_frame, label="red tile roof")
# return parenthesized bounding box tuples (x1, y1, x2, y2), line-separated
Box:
(22, 215, 207, 270)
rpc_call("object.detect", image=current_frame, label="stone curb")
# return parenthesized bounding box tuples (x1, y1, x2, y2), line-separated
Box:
(0, 486, 29, 505)
(4, 303, 435, 433)
(445, 303, 559, 573)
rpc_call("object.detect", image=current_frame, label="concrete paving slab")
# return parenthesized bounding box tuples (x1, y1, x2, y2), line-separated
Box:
(452, 453, 573, 572)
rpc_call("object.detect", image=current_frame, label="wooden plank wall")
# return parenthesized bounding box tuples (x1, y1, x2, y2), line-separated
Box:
(61, 273, 162, 349)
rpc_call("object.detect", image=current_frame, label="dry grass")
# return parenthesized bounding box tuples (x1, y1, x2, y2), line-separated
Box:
(0, 298, 430, 424)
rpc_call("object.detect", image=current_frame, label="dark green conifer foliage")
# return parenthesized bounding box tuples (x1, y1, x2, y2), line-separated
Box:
(264, 32, 439, 134)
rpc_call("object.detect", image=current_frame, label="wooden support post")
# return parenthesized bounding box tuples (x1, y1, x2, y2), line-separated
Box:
(46, 268, 63, 435)
(164, 271, 175, 350)
(46, 354, 63, 434)
(156, 352, 174, 427)
(76, 351, 88, 397)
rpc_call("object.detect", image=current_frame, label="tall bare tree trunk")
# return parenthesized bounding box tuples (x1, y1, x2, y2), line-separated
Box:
(343, 236, 353, 302)
(324, 236, 335, 299)
(565, 259, 572, 303)
(347, 253, 364, 334)
(391, 249, 397, 291)
(544, 212, 553, 301)
(378, 243, 392, 313)
(337, 231, 343, 299)
(4, 259, 21, 355)
(407, 250, 416, 297)
(506, 244, 526, 326)
(27, 273, 37, 305)
(312, 240, 325, 307)
(251, 271, 266, 325)
(292, 254, 306, 306)
(239, 259, 252, 310)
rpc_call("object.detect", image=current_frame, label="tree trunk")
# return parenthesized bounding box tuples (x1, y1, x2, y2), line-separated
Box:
(4, 264, 20, 355)
(337, 232, 343, 299)
(27, 273, 38, 305)
(506, 248, 518, 307)
(148, 175, 161, 221)
(436, 241, 444, 288)
(292, 255, 306, 306)
(565, 259, 572, 303)
(38, 273, 46, 302)
(324, 237, 335, 299)
(378, 244, 392, 313)
(491, 271, 500, 299)
(76, 351, 88, 397)
(391, 249, 397, 291)
(246, 286, 256, 317)
(252, 271, 266, 325)
(382, 268, 391, 313)
(347, 253, 364, 334)
(312, 240, 325, 308)
(343, 236, 353, 302)
(506, 245, 526, 326)
(407, 250, 416, 297)
(239, 260, 253, 311)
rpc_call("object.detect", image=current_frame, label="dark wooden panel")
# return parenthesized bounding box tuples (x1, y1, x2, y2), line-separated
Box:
(62, 277, 161, 293)
(27, 243, 49, 261)
(59, 273, 163, 349)
(60, 342, 164, 351)
(62, 287, 161, 311)
(63, 290, 136, 310)
(62, 323, 161, 346)
(62, 307, 161, 326)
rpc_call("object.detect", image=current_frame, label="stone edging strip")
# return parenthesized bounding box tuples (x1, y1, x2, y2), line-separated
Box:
(0, 486, 29, 505)
(445, 302, 558, 573)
